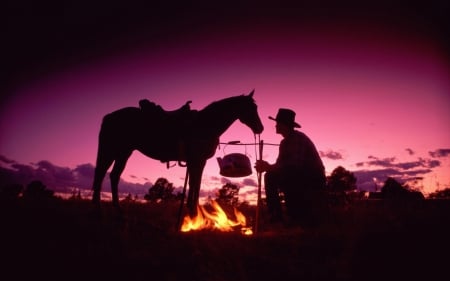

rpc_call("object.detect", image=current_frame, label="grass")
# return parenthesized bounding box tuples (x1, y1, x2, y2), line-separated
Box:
(1, 197, 449, 281)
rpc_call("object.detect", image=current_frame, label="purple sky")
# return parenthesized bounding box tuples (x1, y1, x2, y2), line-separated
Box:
(2, 1, 449, 203)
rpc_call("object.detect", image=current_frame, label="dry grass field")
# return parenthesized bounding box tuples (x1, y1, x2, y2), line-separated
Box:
(1, 196, 449, 281)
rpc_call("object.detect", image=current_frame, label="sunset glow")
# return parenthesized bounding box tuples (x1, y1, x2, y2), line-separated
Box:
(2, 2, 449, 204)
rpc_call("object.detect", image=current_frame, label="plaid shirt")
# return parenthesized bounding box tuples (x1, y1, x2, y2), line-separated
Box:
(275, 130, 325, 177)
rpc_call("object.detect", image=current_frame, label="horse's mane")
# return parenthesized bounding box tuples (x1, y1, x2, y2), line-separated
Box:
(201, 95, 254, 115)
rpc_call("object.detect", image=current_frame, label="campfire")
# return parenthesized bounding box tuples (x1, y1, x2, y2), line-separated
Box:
(181, 200, 253, 235)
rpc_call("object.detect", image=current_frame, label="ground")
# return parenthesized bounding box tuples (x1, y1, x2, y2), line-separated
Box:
(1, 197, 449, 281)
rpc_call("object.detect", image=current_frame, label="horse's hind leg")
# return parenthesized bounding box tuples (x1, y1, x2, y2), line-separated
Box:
(92, 155, 114, 205)
(186, 160, 206, 216)
(110, 152, 132, 208)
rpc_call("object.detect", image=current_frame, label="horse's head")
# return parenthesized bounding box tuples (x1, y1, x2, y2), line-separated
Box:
(237, 90, 264, 134)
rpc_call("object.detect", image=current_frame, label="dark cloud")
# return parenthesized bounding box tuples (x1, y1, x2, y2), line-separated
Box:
(119, 180, 152, 197)
(405, 148, 415, 155)
(0, 155, 16, 164)
(394, 159, 441, 170)
(0, 161, 72, 192)
(0, 157, 150, 196)
(320, 150, 343, 160)
(220, 178, 242, 187)
(74, 163, 95, 179)
(35, 160, 76, 188)
(1, 151, 443, 198)
(0, 165, 31, 186)
(73, 163, 96, 189)
(356, 156, 440, 170)
(209, 175, 221, 182)
(356, 156, 395, 167)
(10, 163, 36, 179)
(353, 154, 442, 191)
(199, 187, 218, 201)
(354, 167, 433, 192)
(242, 178, 258, 187)
(429, 149, 450, 158)
(219, 177, 230, 185)
(394, 161, 423, 170)
(216, 176, 259, 188)
(238, 186, 260, 203)
(422, 158, 441, 168)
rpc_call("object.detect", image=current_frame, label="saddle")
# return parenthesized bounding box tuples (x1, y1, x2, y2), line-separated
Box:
(139, 99, 192, 119)
(139, 99, 196, 168)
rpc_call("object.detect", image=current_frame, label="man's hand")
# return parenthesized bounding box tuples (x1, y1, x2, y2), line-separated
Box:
(255, 160, 270, 173)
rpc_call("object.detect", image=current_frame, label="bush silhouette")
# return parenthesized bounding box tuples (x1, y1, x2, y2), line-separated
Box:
(144, 177, 176, 202)
(0, 183, 23, 200)
(428, 188, 450, 199)
(326, 166, 357, 192)
(23, 180, 54, 199)
(381, 177, 424, 201)
(326, 166, 357, 206)
(216, 182, 240, 206)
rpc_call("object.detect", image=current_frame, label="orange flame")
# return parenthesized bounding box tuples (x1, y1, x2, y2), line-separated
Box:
(181, 200, 253, 235)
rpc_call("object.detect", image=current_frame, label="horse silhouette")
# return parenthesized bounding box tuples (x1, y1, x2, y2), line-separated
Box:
(92, 90, 264, 214)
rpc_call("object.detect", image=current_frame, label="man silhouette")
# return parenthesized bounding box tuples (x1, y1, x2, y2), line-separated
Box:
(255, 108, 327, 228)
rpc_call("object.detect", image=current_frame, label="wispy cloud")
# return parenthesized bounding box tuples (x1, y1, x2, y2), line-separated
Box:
(319, 150, 343, 160)
(242, 178, 257, 187)
(208, 175, 258, 189)
(0, 155, 16, 164)
(356, 155, 440, 170)
(356, 156, 396, 168)
(429, 148, 450, 158)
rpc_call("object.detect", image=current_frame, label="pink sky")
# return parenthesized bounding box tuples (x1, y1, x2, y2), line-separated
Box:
(1, 7, 449, 202)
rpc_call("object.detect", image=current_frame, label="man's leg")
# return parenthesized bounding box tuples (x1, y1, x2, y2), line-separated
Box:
(284, 178, 327, 228)
(283, 186, 307, 226)
(282, 171, 311, 226)
(264, 171, 283, 222)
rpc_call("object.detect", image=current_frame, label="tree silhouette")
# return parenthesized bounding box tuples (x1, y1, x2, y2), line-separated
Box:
(122, 193, 136, 202)
(326, 166, 357, 206)
(326, 166, 357, 192)
(428, 188, 450, 199)
(0, 183, 23, 201)
(69, 189, 82, 201)
(216, 182, 240, 206)
(22, 180, 54, 199)
(381, 177, 424, 200)
(144, 177, 175, 202)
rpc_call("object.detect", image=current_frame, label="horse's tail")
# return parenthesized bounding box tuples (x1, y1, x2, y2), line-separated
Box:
(94, 107, 141, 167)
(95, 118, 108, 167)
(92, 114, 115, 193)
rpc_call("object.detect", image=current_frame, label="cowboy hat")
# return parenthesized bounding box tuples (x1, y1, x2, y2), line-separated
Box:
(269, 108, 301, 128)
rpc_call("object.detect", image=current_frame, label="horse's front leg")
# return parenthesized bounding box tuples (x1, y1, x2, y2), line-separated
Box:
(186, 160, 206, 216)
(109, 152, 131, 209)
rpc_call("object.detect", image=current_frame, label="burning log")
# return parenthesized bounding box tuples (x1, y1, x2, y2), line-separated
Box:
(181, 200, 253, 235)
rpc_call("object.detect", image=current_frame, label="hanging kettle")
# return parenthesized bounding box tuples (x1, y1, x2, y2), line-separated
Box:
(217, 153, 253, 178)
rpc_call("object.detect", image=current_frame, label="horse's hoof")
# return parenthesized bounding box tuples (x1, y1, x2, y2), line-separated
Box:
(112, 202, 123, 214)
(188, 208, 198, 218)
(89, 205, 103, 221)
(112, 201, 121, 208)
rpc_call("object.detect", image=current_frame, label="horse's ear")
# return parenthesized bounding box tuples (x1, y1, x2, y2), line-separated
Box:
(248, 89, 255, 97)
